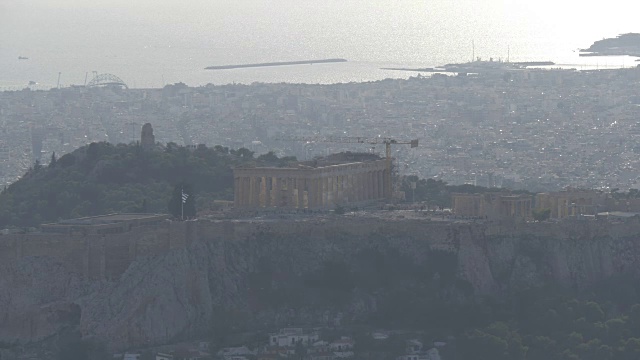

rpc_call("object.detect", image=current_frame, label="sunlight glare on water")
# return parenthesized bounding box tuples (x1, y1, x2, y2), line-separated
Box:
(0, 0, 638, 88)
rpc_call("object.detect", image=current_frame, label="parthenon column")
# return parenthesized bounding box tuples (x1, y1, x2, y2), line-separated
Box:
(361, 172, 367, 201)
(297, 178, 306, 208)
(366, 171, 374, 201)
(336, 175, 342, 204)
(309, 178, 318, 208)
(326, 177, 330, 205)
(245, 177, 252, 206)
(234, 177, 240, 207)
(356, 172, 364, 202)
(372, 171, 379, 199)
(250, 176, 260, 207)
(240, 177, 248, 207)
(306, 179, 314, 208)
(320, 176, 329, 207)
(347, 174, 355, 203)
(336, 175, 344, 205)
(342, 175, 348, 204)
(272, 177, 280, 206)
(286, 177, 295, 208)
(333, 174, 340, 205)
(264, 177, 272, 207)
(326, 176, 332, 205)
(317, 177, 324, 208)
(238, 177, 245, 207)
(363, 171, 370, 201)
(363, 172, 369, 201)
(329, 176, 335, 206)
(382, 169, 389, 199)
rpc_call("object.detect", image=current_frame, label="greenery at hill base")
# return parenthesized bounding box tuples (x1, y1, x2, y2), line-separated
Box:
(204, 236, 640, 360)
(0, 142, 296, 228)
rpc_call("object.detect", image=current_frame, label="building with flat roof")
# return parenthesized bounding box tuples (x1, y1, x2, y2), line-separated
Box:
(452, 192, 532, 219)
(535, 189, 605, 219)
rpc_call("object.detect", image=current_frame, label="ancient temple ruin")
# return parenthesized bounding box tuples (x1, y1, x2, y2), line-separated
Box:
(233, 154, 389, 209)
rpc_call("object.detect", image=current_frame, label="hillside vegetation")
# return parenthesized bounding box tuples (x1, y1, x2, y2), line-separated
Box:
(0, 142, 295, 228)
(0, 141, 535, 229)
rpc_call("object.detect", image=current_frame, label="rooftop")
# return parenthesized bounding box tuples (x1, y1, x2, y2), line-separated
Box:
(301, 152, 382, 168)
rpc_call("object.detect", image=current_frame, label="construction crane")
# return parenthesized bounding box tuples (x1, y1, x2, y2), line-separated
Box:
(277, 136, 418, 200)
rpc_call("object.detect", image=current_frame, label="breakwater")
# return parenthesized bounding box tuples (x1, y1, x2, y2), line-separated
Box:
(205, 58, 347, 70)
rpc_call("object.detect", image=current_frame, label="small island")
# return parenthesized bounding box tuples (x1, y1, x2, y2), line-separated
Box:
(580, 33, 640, 57)
(381, 60, 555, 73)
(205, 58, 347, 70)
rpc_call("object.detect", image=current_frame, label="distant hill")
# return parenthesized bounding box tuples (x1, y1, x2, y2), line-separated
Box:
(581, 33, 640, 56)
(0, 142, 295, 228)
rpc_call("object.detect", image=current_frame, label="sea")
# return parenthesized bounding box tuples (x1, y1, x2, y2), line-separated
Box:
(1, 0, 639, 90)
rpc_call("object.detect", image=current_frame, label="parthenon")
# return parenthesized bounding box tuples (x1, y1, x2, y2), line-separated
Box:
(233, 156, 389, 209)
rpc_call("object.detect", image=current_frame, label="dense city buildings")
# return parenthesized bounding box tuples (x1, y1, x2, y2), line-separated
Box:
(2, 66, 640, 193)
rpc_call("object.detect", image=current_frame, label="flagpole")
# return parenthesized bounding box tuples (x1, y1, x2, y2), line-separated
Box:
(181, 186, 184, 221)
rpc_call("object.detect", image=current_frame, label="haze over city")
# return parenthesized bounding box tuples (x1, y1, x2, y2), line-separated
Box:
(4, 1, 640, 360)
(1, 0, 639, 88)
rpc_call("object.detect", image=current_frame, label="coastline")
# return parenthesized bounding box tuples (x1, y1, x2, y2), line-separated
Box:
(580, 33, 640, 58)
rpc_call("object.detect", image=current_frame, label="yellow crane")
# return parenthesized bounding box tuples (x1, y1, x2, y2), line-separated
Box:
(277, 136, 418, 200)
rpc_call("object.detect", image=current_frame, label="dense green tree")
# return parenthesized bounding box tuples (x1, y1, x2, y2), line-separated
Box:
(231, 147, 254, 159)
(584, 301, 606, 323)
(628, 304, 640, 334)
(620, 338, 640, 360)
(0, 141, 287, 228)
(605, 318, 626, 343)
(57, 339, 109, 360)
(532, 208, 551, 222)
(525, 335, 556, 360)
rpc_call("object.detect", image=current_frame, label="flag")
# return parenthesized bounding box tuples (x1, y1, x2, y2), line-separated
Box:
(181, 190, 189, 204)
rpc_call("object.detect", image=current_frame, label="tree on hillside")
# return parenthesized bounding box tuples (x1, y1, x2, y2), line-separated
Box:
(168, 182, 196, 219)
(532, 208, 551, 222)
(57, 339, 109, 360)
(231, 147, 254, 159)
(49, 152, 57, 168)
(0, 141, 293, 227)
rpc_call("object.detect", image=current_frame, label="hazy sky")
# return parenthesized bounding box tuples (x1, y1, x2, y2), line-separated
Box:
(1, 0, 638, 87)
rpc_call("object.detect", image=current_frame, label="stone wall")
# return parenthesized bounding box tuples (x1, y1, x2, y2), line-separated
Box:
(2, 217, 640, 285)
(3, 216, 640, 353)
(0, 220, 203, 282)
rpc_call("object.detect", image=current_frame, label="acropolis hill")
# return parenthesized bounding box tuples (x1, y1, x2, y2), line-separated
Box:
(2, 213, 640, 355)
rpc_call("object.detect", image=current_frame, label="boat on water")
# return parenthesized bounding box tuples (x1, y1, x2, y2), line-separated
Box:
(18, 56, 28, 60)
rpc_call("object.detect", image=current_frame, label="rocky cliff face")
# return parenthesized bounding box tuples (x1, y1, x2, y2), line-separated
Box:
(2, 217, 640, 356)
